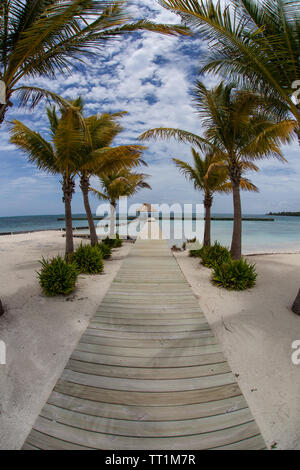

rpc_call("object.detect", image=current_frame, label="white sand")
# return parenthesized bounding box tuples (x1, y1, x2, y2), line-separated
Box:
(175, 250, 300, 450)
(1, 230, 300, 450)
(0, 231, 132, 450)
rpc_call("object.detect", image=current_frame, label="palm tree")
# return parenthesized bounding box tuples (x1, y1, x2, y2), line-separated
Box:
(173, 148, 258, 246)
(140, 82, 295, 259)
(159, 0, 300, 312)
(10, 101, 84, 260)
(91, 170, 151, 237)
(0, 0, 190, 123)
(74, 111, 147, 246)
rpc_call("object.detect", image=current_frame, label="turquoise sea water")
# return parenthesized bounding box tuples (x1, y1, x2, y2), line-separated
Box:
(0, 213, 299, 254)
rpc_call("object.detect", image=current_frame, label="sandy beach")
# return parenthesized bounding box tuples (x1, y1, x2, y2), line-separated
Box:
(0, 230, 300, 449)
(175, 250, 300, 450)
(0, 231, 132, 450)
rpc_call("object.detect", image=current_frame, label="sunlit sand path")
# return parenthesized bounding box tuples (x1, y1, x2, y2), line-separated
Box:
(23, 221, 266, 450)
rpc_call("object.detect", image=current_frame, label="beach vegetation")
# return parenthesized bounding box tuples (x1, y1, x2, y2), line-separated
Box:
(160, 0, 300, 306)
(75, 107, 147, 247)
(173, 149, 231, 246)
(91, 169, 151, 237)
(102, 233, 123, 249)
(212, 258, 257, 291)
(140, 82, 294, 259)
(71, 244, 104, 275)
(96, 242, 112, 260)
(0, 0, 189, 125)
(38, 256, 78, 297)
(200, 242, 232, 269)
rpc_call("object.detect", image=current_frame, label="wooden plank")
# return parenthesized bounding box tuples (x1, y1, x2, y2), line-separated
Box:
(80, 333, 217, 348)
(54, 380, 242, 406)
(48, 391, 248, 421)
(33, 416, 261, 450)
(66, 359, 231, 379)
(75, 342, 222, 357)
(61, 369, 236, 392)
(24, 429, 92, 450)
(70, 350, 227, 368)
(40, 403, 254, 437)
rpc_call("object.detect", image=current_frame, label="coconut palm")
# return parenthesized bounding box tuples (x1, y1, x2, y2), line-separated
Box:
(140, 82, 295, 258)
(10, 100, 147, 258)
(91, 170, 151, 237)
(159, 0, 300, 311)
(9, 100, 84, 260)
(77, 112, 147, 246)
(159, 0, 300, 125)
(0, 0, 190, 123)
(173, 148, 258, 246)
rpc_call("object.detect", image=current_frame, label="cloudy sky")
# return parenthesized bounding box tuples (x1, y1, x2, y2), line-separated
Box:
(0, 0, 299, 217)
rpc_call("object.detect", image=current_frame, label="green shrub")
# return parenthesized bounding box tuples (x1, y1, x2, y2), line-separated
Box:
(96, 242, 112, 260)
(102, 233, 123, 248)
(71, 244, 104, 274)
(200, 242, 232, 268)
(38, 256, 78, 296)
(212, 258, 257, 291)
(189, 249, 203, 257)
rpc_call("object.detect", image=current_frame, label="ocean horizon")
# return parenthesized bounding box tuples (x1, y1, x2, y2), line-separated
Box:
(0, 212, 299, 254)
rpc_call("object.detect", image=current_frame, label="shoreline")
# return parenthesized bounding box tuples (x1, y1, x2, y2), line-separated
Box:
(0, 229, 299, 256)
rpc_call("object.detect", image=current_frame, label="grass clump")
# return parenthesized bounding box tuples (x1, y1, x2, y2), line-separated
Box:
(72, 244, 104, 274)
(200, 242, 232, 268)
(96, 242, 112, 260)
(38, 256, 78, 296)
(189, 249, 202, 258)
(102, 233, 123, 249)
(212, 258, 257, 291)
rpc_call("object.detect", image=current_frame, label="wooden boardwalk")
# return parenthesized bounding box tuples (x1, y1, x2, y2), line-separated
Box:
(23, 231, 266, 450)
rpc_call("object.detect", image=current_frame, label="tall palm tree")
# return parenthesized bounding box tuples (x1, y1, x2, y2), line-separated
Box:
(10, 100, 84, 260)
(173, 148, 258, 246)
(0, 0, 190, 123)
(159, 0, 300, 311)
(74, 110, 147, 246)
(140, 82, 295, 258)
(91, 170, 151, 237)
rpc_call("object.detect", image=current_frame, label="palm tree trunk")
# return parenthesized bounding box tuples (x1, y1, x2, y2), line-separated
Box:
(0, 104, 7, 124)
(0, 96, 9, 313)
(63, 177, 75, 262)
(0, 299, 4, 316)
(203, 193, 213, 247)
(110, 201, 117, 238)
(230, 169, 242, 260)
(292, 126, 300, 313)
(80, 174, 98, 246)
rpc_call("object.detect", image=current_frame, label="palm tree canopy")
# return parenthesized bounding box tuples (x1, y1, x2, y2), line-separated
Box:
(0, 0, 190, 112)
(76, 111, 147, 175)
(173, 148, 230, 193)
(174, 148, 258, 195)
(140, 81, 296, 175)
(91, 169, 151, 204)
(159, 0, 300, 122)
(9, 100, 148, 179)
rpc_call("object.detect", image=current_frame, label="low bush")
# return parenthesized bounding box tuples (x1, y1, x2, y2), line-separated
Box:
(102, 233, 123, 249)
(71, 244, 104, 274)
(189, 249, 202, 258)
(200, 242, 232, 268)
(212, 258, 257, 291)
(96, 242, 112, 260)
(38, 256, 78, 296)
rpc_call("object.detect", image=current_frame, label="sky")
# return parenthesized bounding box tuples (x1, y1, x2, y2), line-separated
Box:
(0, 0, 299, 217)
